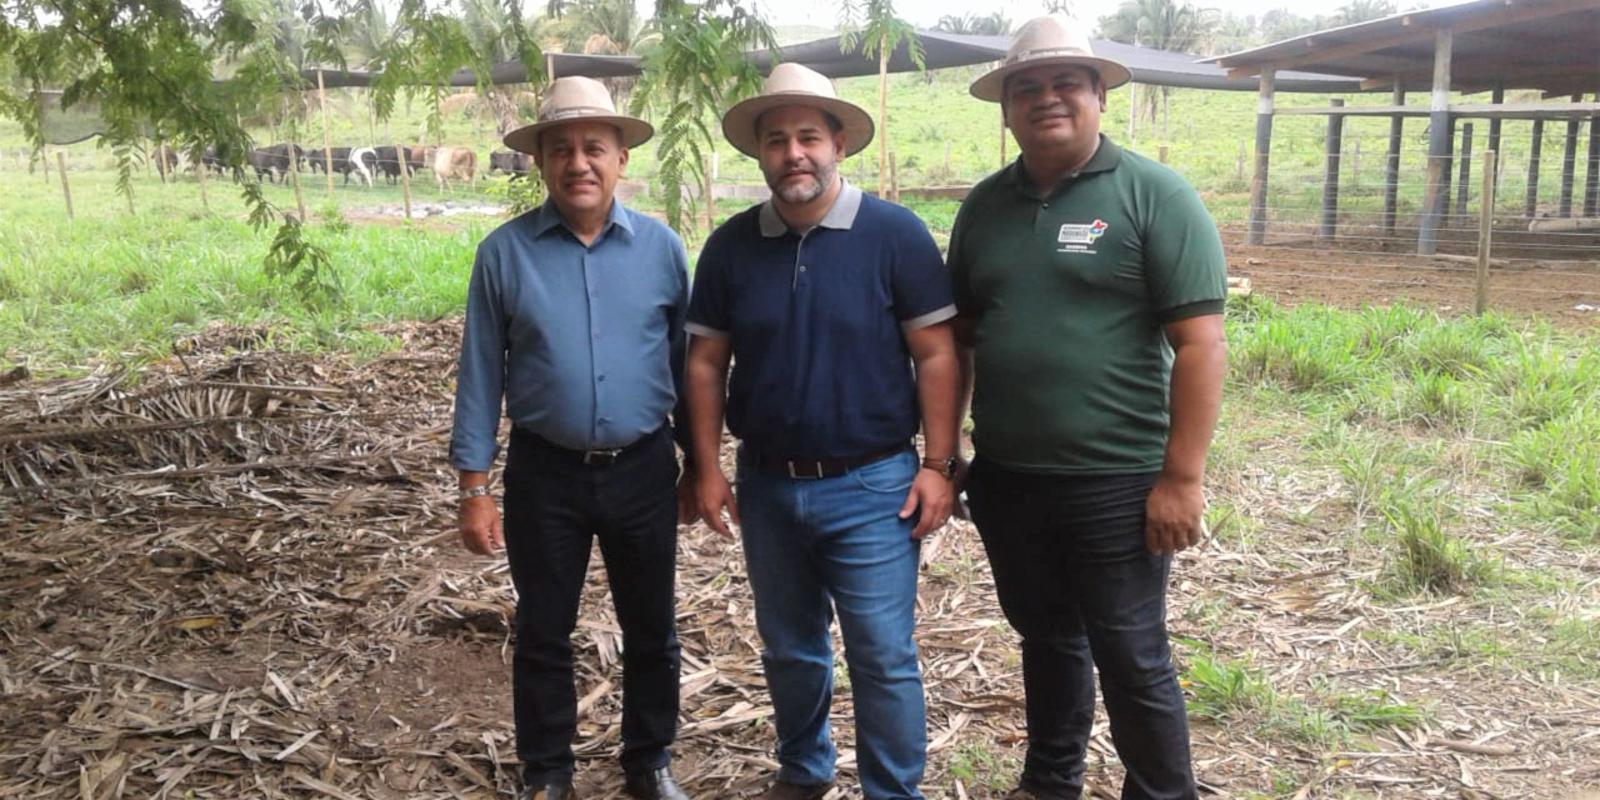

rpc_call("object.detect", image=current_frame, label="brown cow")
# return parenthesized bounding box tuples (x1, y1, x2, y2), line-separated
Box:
(432, 146, 477, 191)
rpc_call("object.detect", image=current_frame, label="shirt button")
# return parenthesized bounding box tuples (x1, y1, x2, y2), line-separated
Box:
(799, 265, 807, 273)
(597, 374, 606, 382)
(1042, 202, 1050, 208)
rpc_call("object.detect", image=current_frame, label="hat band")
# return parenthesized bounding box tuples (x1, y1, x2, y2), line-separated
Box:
(1004, 46, 1097, 67)
(539, 105, 619, 124)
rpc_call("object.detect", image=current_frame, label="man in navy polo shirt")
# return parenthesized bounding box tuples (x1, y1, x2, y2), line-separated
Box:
(684, 63, 961, 800)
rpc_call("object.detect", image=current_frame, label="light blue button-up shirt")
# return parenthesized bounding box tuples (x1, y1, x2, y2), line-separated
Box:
(450, 199, 690, 472)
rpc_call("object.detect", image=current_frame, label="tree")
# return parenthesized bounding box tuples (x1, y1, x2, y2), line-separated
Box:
(840, 0, 924, 196)
(0, 0, 542, 304)
(630, 0, 774, 234)
(1333, 0, 1396, 26)
(1259, 8, 1323, 42)
(1098, 0, 1217, 134)
(935, 12, 1011, 36)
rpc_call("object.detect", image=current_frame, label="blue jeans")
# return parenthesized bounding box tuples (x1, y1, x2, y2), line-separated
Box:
(966, 460, 1195, 800)
(736, 447, 927, 800)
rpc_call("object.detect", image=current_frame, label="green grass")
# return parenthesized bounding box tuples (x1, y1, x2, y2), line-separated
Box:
(1377, 499, 1498, 596)
(1182, 651, 1427, 747)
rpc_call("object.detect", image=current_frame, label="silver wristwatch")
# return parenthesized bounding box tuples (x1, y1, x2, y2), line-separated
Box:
(458, 485, 492, 500)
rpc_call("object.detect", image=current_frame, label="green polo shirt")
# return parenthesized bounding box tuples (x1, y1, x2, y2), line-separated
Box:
(949, 136, 1226, 474)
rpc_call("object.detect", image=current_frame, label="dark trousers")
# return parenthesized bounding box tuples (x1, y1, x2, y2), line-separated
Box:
(502, 425, 682, 786)
(965, 459, 1196, 800)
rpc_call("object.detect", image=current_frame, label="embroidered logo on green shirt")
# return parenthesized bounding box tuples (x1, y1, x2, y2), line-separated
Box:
(1056, 218, 1109, 253)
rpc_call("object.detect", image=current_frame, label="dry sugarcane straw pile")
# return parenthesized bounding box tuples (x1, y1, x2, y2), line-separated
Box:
(0, 321, 1030, 799)
(4, 320, 1598, 798)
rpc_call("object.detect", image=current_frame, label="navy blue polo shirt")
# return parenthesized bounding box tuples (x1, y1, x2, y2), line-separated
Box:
(686, 182, 956, 459)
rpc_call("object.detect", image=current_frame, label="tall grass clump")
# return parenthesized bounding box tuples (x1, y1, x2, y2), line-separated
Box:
(1379, 500, 1496, 595)
(1507, 404, 1600, 541)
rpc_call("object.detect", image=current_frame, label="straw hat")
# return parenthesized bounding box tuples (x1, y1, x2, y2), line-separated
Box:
(970, 16, 1132, 102)
(503, 76, 653, 155)
(721, 63, 875, 158)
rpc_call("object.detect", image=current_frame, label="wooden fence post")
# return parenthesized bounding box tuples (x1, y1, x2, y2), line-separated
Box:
(318, 69, 335, 196)
(396, 143, 413, 221)
(194, 147, 211, 214)
(1476, 149, 1497, 315)
(703, 153, 716, 236)
(56, 151, 73, 220)
(889, 152, 900, 205)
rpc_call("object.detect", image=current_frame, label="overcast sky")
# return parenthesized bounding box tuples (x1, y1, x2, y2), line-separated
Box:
(756, 0, 1453, 33)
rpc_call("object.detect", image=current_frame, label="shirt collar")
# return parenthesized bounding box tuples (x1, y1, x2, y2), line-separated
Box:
(1002, 135, 1123, 194)
(758, 180, 864, 238)
(531, 197, 634, 241)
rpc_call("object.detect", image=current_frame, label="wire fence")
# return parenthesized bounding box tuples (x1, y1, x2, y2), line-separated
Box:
(7, 110, 1599, 319)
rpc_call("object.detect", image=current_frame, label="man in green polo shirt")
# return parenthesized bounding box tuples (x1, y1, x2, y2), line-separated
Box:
(949, 16, 1227, 800)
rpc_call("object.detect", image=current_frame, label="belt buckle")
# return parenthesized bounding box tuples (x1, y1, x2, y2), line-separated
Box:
(583, 448, 622, 466)
(786, 460, 824, 480)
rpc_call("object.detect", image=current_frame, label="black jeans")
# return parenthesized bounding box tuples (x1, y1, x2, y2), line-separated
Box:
(965, 459, 1195, 800)
(502, 425, 682, 786)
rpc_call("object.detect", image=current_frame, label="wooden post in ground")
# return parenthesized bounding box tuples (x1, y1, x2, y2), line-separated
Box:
(1525, 119, 1545, 219)
(396, 142, 413, 221)
(1418, 29, 1453, 255)
(194, 147, 211, 214)
(1247, 68, 1276, 245)
(1486, 86, 1504, 166)
(1236, 141, 1246, 183)
(1383, 86, 1405, 239)
(1320, 98, 1345, 243)
(999, 107, 1007, 168)
(318, 69, 335, 196)
(287, 142, 307, 221)
(877, 38, 889, 198)
(889, 151, 900, 205)
(703, 153, 716, 236)
(1475, 149, 1497, 316)
(56, 151, 73, 220)
(1559, 94, 1581, 217)
(1158, 144, 1168, 164)
(1584, 96, 1599, 217)
(1455, 122, 1474, 219)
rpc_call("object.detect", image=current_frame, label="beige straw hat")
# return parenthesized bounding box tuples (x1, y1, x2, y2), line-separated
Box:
(721, 63, 875, 158)
(970, 16, 1132, 102)
(503, 76, 654, 154)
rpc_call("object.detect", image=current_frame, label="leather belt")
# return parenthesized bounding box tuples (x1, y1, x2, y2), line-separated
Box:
(512, 425, 665, 467)
(749, 445, 909, 480)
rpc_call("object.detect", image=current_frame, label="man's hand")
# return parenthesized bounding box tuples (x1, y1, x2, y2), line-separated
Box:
(695, 469, 740, 538)
(1145, 474, 1206, 555)
(676, 463, 701, 525)
(459, 495, 504, 555)
(899, 468, 954, 540)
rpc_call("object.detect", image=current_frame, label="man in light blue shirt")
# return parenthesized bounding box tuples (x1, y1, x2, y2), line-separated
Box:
(450, 76, 695, 800)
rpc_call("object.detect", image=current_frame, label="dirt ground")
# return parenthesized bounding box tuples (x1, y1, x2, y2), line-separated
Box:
(1220, 226, 1600, 328)
(3, 261, 1599, 798)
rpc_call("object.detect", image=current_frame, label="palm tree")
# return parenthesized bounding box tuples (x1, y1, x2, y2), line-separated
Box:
(841, 0, 924, 198)
(1099, 0, 1217, 135)
(934, 12, 1011, 36)
(1333, 0, 1396, 26)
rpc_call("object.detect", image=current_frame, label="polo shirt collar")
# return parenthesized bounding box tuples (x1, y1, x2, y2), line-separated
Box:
(1003, 135, 1122, 195)
(531, 197, 634, 240)
(758, 180, 863, 238)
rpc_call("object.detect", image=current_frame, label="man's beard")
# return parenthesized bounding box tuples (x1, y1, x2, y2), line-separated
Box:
(769, 159, 837, 205)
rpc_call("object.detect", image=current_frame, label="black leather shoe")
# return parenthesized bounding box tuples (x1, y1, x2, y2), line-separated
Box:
(624, 766, 689, 800)
(520, 783, 577, 800)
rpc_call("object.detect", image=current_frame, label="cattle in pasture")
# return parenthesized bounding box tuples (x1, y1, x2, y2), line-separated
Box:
(432, 146, 478, 191)
(247, 143, 304, 184)
(488, 150, 532, 179)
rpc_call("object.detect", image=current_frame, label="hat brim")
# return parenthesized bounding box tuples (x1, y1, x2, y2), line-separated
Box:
(970, 56, 1132, 102)
(721, 93, 875, 159)
(503, 113, 654, 155)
